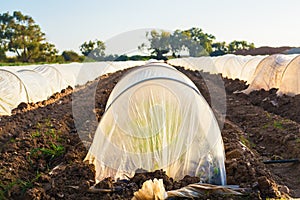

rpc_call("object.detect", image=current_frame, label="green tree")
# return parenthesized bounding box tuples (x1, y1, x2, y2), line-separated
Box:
(0, 11, 58, 62)
(36, 42, 58, 62)
(0, 48, 6, 61)
(61, 50, 83, 62)
(169, 29, 189, 57)
(139, 30, 171, 60)
(227, 40, 255, 53)
(79, 39, 105, 60)
(211, 42, 228, 56)
(182, 27, 215, 56)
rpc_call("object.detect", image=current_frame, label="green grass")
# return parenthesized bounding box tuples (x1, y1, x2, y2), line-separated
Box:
(9, 138, 16, 143)
(0, 171, 42, 199)
(0, 180, 18, 200)
(262, 119, 284, 130)
(240, 135, 255, 148)
(30, 143, 65, 160)
(265, 112, 272, 119)
(31, 131, 41, 138)
(262, 124, 269, 129)
(44, 128, 56, 138)
(36, 122, 42, 129)
(273, 120, 283, 129)
(44, 118, 53, 128)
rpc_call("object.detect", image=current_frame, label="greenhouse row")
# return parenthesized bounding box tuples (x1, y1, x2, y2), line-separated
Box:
(0, 61, 146, 115)
(167, 54, 300, 96)
(85, 63, 227, 185)
(1, 54, 300, 115)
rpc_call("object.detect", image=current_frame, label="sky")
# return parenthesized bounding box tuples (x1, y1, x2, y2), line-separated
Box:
(1, 0, 300, 54)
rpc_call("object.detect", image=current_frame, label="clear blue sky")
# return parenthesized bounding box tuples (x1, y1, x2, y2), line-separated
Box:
(1, 0, 300, 53)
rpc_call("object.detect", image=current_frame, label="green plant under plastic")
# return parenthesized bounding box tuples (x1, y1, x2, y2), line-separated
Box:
(85, 63, 226, 185)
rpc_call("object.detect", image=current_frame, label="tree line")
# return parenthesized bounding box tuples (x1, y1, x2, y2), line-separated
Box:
(0, 11, 255, 64)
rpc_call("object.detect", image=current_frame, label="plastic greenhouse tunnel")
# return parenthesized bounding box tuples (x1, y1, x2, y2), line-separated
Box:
(85, 62, 227, 186)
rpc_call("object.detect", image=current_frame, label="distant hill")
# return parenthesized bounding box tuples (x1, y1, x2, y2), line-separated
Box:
(234, 46, 295, 55)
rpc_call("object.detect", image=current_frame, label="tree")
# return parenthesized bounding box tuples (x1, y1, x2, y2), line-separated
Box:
(79, 39, 105, 60)
(139, 30, 171, 60)
(62, 50, 83, 62)
(139, 28, 256, 58)
(211, 42, 228, 56)
(169, 30, 189, 57)
(36, 42, 58, 62)
(227, 40, 255, 53)
(0, 11, 58, 62)
(0, 48, 6, 61)
(182, 28, 215, 56)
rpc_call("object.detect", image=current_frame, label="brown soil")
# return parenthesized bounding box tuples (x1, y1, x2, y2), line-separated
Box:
(0, 65, 299, 199)
(234, 46, 293, 56)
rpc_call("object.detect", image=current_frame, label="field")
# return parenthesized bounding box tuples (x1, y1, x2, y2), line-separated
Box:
(0, 65, 299, 199)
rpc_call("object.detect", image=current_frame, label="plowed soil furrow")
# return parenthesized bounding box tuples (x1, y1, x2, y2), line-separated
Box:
(0, 65, 299, 199)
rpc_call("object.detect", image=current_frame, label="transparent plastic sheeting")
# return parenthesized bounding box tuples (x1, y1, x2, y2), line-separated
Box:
(277, 55, 300, 96)
(34, 65, 68, 94)
(85, 64, 227, 185)
(242, 54, 298, 94)
(105, 64, 198, 109)
(222, 55, 253, 80)
(16, 70, 52, 103)
(168, 54, 300, 94)
(167, 57, 218, 74)
(167, 55, 265, 83)
(0, 61, 146, 115)
(2, 54, 300, 115)
(239, 56, 267, 83)
(0, 70, 28, 115)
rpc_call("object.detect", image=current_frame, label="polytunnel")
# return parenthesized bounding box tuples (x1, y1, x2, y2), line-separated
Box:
(0, 61, 147, 116)
(242, 54, 298, 94)
(68, 61, 146, 86)
(222, 55, 253, 80)
(15, 69, 52, 103)
(239, 56, 266, 83)
(277, 55, 300, 96)
(167, 57, 218, 74)
(167, 58, 190, 69)
(104, 61, 146, 74)
(52, 62, 82, 87)
(0, 69, 28, 115)
(33, 65, 68, 94)
(74, 62, 110, 85)
(105, 64, 198, 109)
(213, 54, 235, 73)
(2, 64, 40, 73)
(85, 63, 227, 185)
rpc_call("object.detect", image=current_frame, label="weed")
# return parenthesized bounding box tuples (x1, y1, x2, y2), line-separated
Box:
(21, 172, 41, 193)
(262, 120, 284, 130)
(240, 135, 250, 147)
(9, 137, 15, 143)
(31, 131, 41, 138)
(36, 122, 42, 129)
(273, 120, 283, 129)
(45, 128, 56, 138)
(0, 180, 17, 200)
(45, 118, 53, 128)
(262, 124, 269, 129)
(265, 112, 272, 119)
(0, 172, 42, 198)
(213, 167, 219, 176)
(240, 135, 256, 148)
(30, 143, 65, 160)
